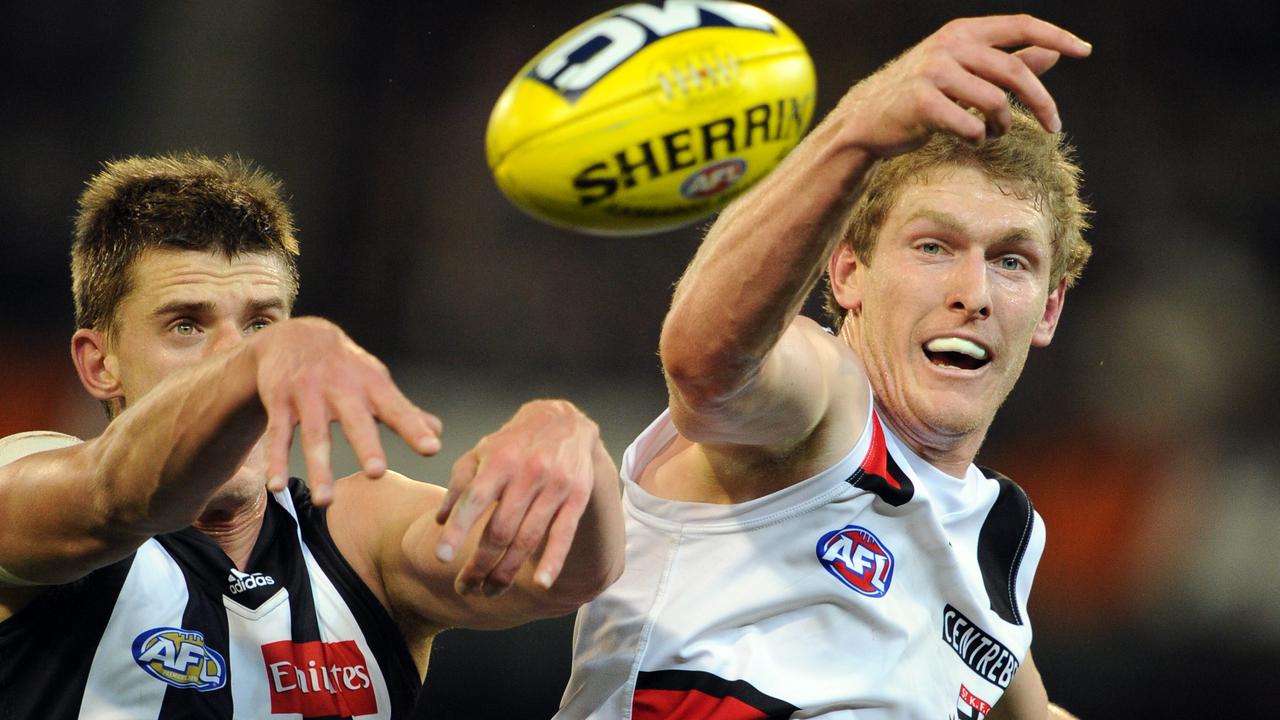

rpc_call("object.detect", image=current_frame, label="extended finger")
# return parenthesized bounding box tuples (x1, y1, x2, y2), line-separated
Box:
(263, 399, 296, 493)
(370, 381, 441, 456)
(1014, 46, 1061, 76)
(533, 489, 589, 590)
(453, 460, 540, 594)
(484, 486, 566, 593)
(916, 84, 987, 145)
(933, 58, 1016, 137)
(331, 391, 387, 479)
(437, 455, 502, 566)
(956, 45, 1057, 133)
(960, 14, 1091, 57)
(436, 451, 478, 527)
(297, 392, 335, 507)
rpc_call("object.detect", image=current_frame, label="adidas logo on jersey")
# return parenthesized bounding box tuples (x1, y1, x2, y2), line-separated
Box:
(227, 568, 276, 594)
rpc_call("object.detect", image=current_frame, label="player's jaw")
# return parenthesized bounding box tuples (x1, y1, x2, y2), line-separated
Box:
(909, 326, 1015, 425)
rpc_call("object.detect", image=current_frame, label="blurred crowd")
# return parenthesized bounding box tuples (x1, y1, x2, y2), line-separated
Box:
(2, 2, 1276, 717)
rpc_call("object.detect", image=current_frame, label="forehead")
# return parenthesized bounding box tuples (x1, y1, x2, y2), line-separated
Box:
(123, 248, 293, 308)
(885, 165, 1051, 244)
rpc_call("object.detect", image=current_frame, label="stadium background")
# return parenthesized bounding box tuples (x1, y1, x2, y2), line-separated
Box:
(2, 2, 1276, 717)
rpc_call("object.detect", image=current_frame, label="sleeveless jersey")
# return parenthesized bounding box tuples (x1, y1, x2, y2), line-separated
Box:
(0, 478, 420, 719)
(558, 402, 1045, 720)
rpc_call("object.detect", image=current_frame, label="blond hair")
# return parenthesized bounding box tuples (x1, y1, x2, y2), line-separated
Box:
(824, 105, 1092, 326)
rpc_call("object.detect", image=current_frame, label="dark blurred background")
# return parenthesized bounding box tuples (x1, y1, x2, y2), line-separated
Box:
(2, 1, 1277, 718)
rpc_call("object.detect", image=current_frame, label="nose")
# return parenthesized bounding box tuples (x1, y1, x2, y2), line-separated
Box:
(205, 321, 248, 355)
(945, 254, 991, 320)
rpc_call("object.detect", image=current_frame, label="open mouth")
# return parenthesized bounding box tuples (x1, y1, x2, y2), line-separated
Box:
(923, 337, 991, 371)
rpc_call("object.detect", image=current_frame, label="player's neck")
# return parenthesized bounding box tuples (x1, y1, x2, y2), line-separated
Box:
(193, 489, 267, 569)
(878, 409, 988, 478)
(911, 440, 981, 478)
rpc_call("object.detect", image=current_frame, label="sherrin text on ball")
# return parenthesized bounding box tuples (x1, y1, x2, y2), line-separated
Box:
(486, 1, 816, 235)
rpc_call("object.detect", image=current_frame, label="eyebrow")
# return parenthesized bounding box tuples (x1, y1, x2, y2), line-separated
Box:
(903, 209, 1043, 248)
(151, 297, 288, 318)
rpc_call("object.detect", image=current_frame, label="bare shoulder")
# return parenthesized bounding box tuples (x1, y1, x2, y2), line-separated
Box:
(325, 470, 445, 607)
(0, 431, 83, 465)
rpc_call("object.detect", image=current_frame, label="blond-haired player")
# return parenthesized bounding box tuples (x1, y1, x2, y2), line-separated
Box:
(560, 15, 1089, 720)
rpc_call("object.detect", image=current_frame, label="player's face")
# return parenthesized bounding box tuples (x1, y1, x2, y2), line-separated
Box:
(836, 165, 1065, 449)
(106, 248, 292, 402)
(101, 248, 292, 504)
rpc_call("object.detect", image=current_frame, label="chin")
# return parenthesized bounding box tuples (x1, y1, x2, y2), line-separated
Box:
(914, 396, 993, 438)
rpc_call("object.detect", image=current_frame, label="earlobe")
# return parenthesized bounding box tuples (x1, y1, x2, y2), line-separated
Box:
(828, 244, 863, 316)
(1031, 279, 1068, 347)
(71, 329, 122, 402)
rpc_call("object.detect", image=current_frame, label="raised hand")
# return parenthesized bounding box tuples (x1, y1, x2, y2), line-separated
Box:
(251, 317, 443, 506)
(836, 15, 1091, 157)
(433, 400, 603, 596)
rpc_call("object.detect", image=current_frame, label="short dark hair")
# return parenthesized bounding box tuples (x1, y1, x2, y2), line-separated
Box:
(71, 153, 301, 336)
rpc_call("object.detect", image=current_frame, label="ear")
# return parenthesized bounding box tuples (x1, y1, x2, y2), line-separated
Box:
(1031, 278, 1068, 347)
(71, 328, 123, 403)
(827, 243, 864, 317)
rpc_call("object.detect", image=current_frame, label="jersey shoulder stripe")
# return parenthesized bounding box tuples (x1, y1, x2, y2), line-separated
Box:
(975, 467, 1036, 626)
(845, 411, 915, 507)
(286, 478, 421, 716)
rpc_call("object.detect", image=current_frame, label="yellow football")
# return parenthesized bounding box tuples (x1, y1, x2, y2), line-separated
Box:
(486, 1, 817, 236)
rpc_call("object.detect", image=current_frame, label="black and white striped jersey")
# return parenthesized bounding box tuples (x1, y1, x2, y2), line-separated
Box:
(0, 479, 420, 719)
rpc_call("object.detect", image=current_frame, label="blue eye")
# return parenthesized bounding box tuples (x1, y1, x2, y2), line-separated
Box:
(998, 256, 1024, 271)
(247, 318, 271, 333)
(920, 242, 942, 255)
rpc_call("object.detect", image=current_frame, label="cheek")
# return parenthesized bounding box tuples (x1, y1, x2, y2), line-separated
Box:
(116, 341, 185, 399)
(1001, 290, 1049, 340)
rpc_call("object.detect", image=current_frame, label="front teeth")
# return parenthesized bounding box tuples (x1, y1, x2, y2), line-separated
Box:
(925, 337, 988, 360)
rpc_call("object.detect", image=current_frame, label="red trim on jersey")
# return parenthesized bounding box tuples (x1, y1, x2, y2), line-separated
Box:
(634, 688, 772, 719)
(860, 412, 901, 490)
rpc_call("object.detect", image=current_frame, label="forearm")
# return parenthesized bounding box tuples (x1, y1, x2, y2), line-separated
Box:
(660, 110, 876, 403)
(0, 343, 266, 582)
(94, 341, 266, 534)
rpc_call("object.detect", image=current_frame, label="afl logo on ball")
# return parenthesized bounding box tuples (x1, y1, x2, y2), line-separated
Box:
(816, 525, 895, 597)
(679, 158, 747, 199)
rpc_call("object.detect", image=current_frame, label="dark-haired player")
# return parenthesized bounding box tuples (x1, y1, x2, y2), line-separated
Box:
(0, 153, 624, 718)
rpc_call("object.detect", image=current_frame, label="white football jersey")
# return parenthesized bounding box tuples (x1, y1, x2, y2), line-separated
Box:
(558, 400, 1044, 720)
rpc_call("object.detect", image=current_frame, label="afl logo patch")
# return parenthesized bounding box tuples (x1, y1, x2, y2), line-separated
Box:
(132, 627, 227, 691)
(816, 525, 894, 597)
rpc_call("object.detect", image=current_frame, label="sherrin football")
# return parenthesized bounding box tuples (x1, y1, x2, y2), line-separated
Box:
(486, 1, 817, 236)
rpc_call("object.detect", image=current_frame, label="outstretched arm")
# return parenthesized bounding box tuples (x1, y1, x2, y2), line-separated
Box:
(0, 317, 440, 588)
(662, 15, 1091, 455)
(339, 400, 625, 634)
